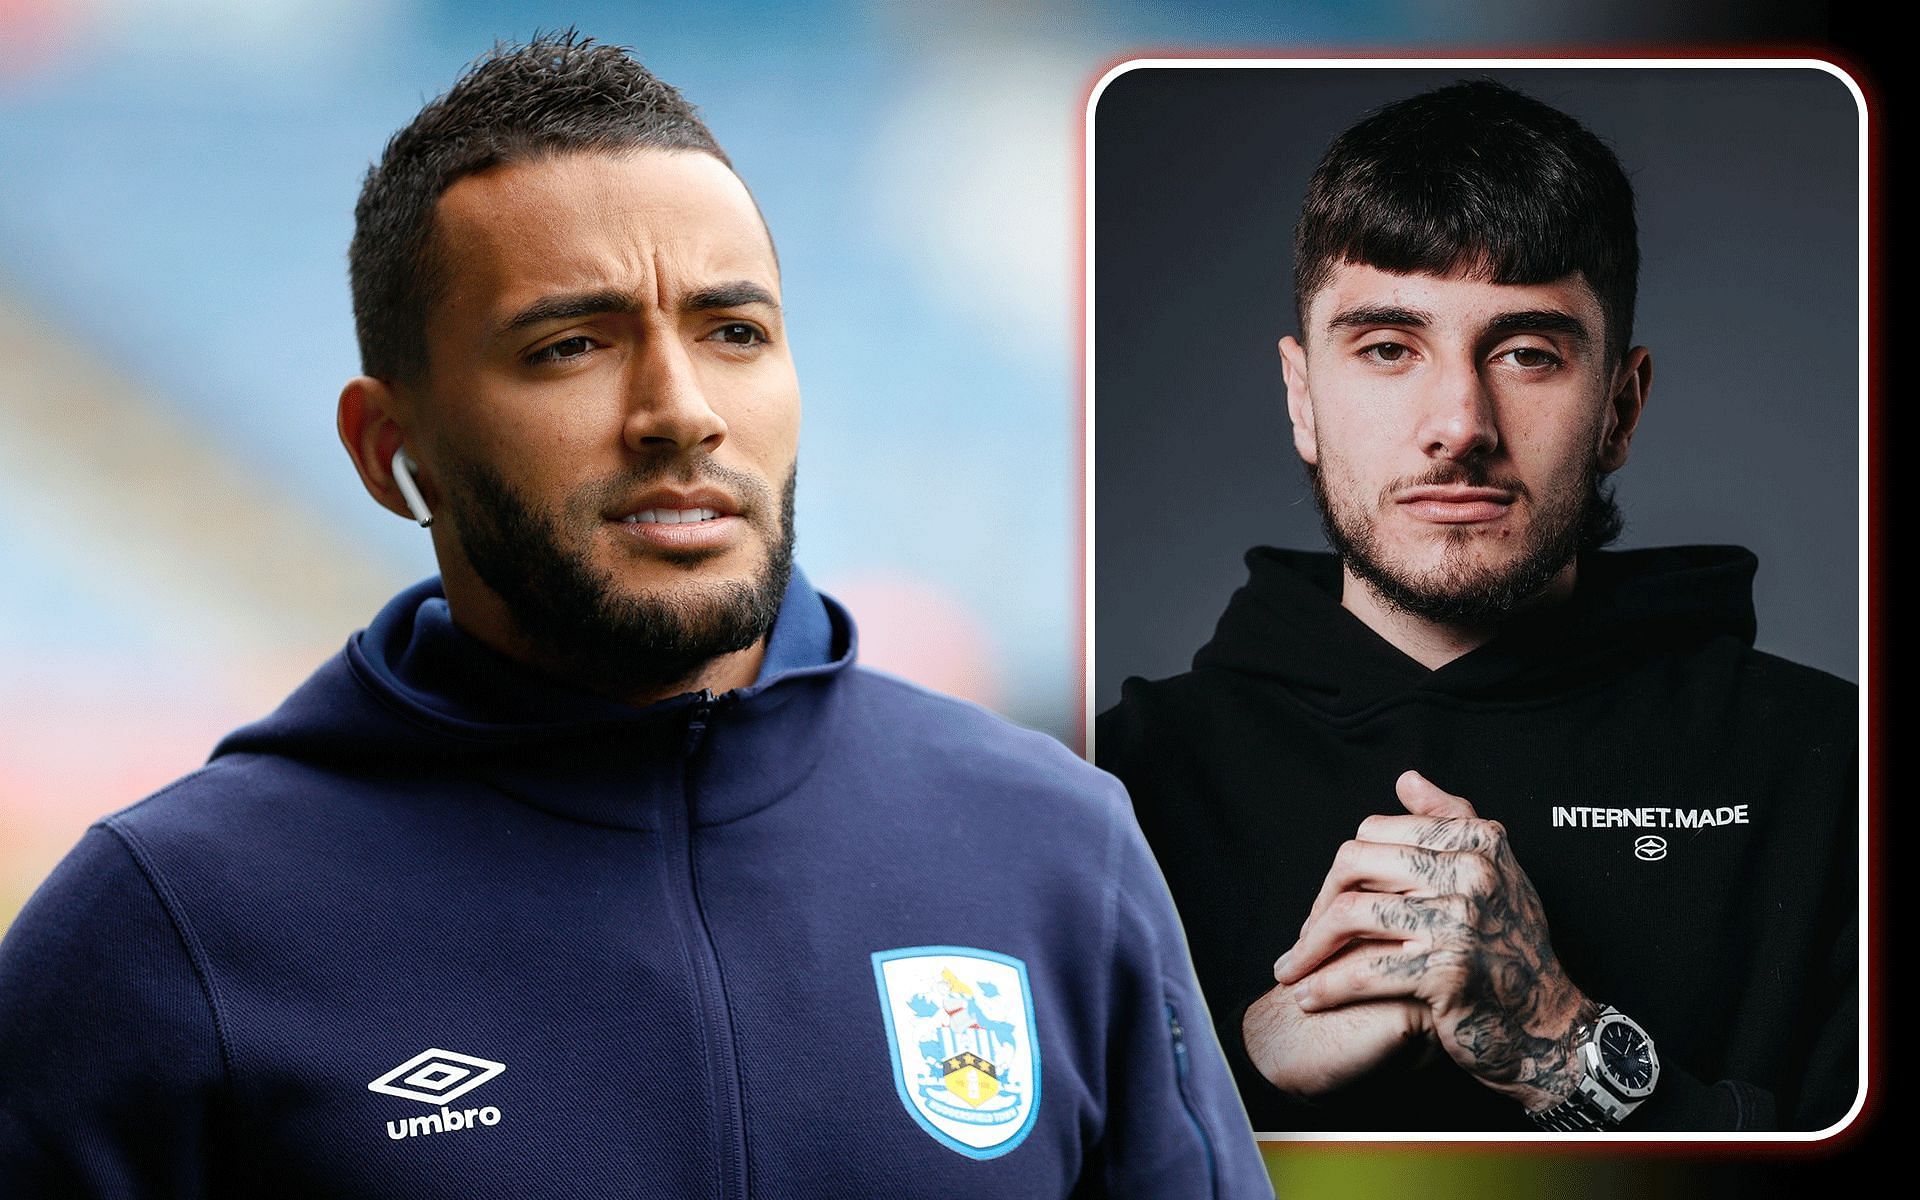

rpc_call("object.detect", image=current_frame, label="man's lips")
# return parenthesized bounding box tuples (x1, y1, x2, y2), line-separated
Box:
(1394, 485, 1517, 525)
(606, 487, 745, 550)
(608, 486, 741, 521)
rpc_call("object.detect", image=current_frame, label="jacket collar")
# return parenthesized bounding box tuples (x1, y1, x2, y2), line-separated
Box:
(218, 566, 857, 831)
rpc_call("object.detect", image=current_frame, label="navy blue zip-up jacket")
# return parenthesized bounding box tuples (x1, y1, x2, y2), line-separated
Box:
(0, 570, 1269, 1199)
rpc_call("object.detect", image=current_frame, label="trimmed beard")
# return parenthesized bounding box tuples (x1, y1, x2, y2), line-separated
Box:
(1308, 454, 1622, 624)
(447, 455, 797, 697)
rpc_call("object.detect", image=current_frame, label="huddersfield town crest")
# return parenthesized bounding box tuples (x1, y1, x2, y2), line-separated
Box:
(871, 946, 1040, 1159)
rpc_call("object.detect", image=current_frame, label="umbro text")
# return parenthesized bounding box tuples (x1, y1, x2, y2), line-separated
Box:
(385, 1105, 502, 1141)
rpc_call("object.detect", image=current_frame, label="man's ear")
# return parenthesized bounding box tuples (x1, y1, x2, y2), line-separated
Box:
(1278, 335, 1318, 466)
(1597, 346, 1652, 472)
(337, 376, 428, 522)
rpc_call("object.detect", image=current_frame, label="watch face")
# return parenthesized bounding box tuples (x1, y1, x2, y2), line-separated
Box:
(1597, 1018, 1658, 1096)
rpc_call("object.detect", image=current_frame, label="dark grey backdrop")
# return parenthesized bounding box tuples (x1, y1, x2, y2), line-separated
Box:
(1092, 66, 1861, 713)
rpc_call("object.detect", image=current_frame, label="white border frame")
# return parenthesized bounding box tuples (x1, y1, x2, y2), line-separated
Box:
(1081, 56, 1870, 1144)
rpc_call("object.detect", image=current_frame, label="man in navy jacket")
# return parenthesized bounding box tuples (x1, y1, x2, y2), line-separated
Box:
(0, 31, 1267, 1198)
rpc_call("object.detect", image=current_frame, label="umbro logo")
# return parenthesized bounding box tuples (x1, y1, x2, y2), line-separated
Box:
(370, 1048, 506, 1142)
(369, 1048, 505, 1104)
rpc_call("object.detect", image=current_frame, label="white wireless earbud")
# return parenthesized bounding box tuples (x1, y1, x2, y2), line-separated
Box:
(391, 447, 434, 527)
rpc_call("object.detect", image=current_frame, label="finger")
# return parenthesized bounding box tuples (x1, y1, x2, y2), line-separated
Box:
(1291, 947, 1429, 1013)
(1277, 893, 1390, 983)
(1301, 841, 1474, 935)
(1277, 892, 1458, 983)
(1396, 769, 1478, 819)
(1354, 812, 1507, 854)
(1301, 842, 1432, 936)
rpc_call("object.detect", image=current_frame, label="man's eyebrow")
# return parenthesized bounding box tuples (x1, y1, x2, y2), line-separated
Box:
(1323, 304, 1593, 346)
(1486, 309, 1591, 344)
(1325, 305, 1431, 332)
(682, 281, 780, 313)
(495, 288, 642, 339)
(494, 281, 781, 340)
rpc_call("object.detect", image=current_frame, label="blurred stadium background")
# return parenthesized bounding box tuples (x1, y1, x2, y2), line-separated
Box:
(0, 1, 1865, 1194)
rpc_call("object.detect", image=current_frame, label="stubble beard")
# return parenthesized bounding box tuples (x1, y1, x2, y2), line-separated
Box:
(447, 455, 797, 697)
(1307, 451, 1619, 625)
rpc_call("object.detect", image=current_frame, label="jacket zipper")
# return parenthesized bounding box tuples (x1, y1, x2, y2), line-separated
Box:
(669, 690, 748, 1200)
(1166, 1001, 1220, 1198)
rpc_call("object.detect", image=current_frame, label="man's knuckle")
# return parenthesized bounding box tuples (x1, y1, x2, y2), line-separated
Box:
(1432, 959, 1469, 993)
(1459, 853, 1497, 893)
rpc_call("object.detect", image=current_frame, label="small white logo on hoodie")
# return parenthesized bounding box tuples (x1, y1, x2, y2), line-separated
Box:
(369, 1048, 506, 1141)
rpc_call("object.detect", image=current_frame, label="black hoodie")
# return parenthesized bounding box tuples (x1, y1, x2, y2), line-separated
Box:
(1096, 545, 1857, 1133)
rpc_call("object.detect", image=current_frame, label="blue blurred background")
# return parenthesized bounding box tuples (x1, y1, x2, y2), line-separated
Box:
(0, 1, 1867, 1193)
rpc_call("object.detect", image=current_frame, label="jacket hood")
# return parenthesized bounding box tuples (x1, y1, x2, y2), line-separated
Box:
(210, 566, 857, 828)
(1190, 545, 1760, 712)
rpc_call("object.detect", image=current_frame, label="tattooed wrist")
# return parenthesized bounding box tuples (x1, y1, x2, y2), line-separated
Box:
(1517, 994, 1603, 1112)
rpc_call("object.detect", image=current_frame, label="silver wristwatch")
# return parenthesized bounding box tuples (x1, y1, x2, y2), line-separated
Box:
(1529, 1005, 1661, 1132)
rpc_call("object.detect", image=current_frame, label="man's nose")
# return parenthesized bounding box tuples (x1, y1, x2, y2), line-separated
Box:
(622, 336, 728, 455)
(1415, 357, 1499, 461)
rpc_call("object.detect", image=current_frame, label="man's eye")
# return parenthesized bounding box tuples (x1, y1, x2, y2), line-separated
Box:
(1361, 341, 1412, 364)
(1496, 346, 1562, 370)
(707, 322, 765, 347)
(528, 336, 595, 364)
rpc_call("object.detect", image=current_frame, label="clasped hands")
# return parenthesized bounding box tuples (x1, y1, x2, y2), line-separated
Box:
(1244, 770, 1594, 1114)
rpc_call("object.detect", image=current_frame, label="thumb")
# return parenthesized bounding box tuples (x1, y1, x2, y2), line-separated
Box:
(1396, 769, 1477, 819)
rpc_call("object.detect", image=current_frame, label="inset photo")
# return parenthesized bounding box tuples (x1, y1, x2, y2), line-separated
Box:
(1086, 60, 1865, 1140)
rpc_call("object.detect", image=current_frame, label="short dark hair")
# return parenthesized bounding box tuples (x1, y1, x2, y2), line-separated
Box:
(349, 29, 729, 383)
(1293, 80, 1639, 366)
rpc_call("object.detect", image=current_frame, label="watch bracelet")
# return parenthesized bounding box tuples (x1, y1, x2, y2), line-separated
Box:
(1527, 1002, 1618, 1132)
(1529, 1086, 1613, 1132)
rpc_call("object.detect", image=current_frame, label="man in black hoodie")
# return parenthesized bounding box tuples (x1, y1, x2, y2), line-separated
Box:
(1096, 81, 1857, 1134)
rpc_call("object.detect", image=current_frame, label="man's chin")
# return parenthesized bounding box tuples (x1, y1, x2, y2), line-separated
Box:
(1351, 543, 1575, 624)
(598, 575, 772, 618)
(1312, 460, 1611, 625)
(594, 544, 769, 595)
(515, 556, 793, 697)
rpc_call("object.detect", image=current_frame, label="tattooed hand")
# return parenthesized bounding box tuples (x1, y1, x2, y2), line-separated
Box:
(1271, 770, 1595, 1113)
